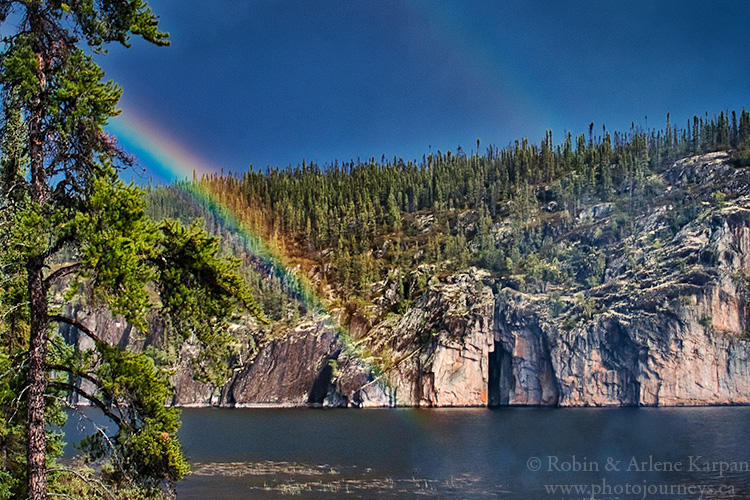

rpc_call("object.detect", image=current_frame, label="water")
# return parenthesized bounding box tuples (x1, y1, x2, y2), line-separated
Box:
(63, 406, 750, 499)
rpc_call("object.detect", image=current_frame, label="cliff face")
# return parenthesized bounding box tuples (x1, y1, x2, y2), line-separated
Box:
(226, 320, 387, 408)
(405, 195, 750, 407)
(218, 158, 750, 408)
(365, 269, 496, 406)
(163, 320, 390, 408)
(448, 193, 750, 407)
(63, 152, 750, 407)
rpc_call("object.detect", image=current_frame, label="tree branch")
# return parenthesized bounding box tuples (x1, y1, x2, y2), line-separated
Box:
(47, 364, 101, 390)
(44, 263, 81, 287)
(44, 229, 76, 260)
(47, 355, 131, 431)
(50, 314, 105, 344)
(47, 381, 123, 428)
(47, 365, 128, 429)
(1, 301, 29, 321)
(48, 394, 127, 476)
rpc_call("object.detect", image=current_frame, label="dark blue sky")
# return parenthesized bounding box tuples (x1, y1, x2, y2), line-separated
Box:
(103, 0, 750, 180)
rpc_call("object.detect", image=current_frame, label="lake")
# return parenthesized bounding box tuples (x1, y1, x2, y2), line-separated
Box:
(64, 406, 750, 499)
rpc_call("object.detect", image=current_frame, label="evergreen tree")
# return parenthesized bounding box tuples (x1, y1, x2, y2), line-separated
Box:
(0, 2, 264, 499)
(739, 109, 750, 147)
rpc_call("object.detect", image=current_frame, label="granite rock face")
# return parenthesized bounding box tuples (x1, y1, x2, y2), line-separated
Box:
(228, 320, 339, 406)
(226, 320, 380, 407)
(489, 196, 750, 407)
(171, 319, 390, 408)
(341, 194, 750, 407)
(365, 268, 496, 406)
(60, 153, 750, 408)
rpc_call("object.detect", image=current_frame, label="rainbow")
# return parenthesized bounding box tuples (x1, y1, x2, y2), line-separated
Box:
(406, 0, 548, 129)
(109, 110, 327, 314)
(107, 110, 382, 401)
(107, 110, 216, 185)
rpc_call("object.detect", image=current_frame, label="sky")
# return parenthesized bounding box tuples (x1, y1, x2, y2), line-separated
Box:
(101, 0, 750, 184)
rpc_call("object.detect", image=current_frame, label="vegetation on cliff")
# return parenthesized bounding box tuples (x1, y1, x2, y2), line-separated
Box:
(148, 110, 750, 323)
(135, 109, 750, 410)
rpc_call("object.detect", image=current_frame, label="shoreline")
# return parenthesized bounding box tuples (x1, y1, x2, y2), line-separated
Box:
(171, 401, 750, 410)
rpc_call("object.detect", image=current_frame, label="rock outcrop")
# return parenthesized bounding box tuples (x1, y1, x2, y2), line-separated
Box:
(488, 194, 750, 406)
(60, 152, 750, 408)
(171, 319, 390, 408)
(348, 191, 750, 406)
(364, 268, 496, 406)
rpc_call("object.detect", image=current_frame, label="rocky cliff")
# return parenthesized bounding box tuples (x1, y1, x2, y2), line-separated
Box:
(63, 152, 750, 407)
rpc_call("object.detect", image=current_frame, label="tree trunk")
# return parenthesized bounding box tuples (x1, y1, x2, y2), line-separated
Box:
(26, 259, 48, 500)
(26, 4, 50, 496)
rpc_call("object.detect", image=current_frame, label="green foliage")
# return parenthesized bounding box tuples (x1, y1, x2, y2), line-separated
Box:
(79, 346, 189, 489)
(444, 232, 470, 270)
(710, 191, 726, 209)
(73, 174, 159, 329)
(61, 0, 170, 49)
(0, 353, 22, 500)
(546, 291, 566, 318)
(0, 99, 26, 206)
(143, 109, 749, 322)
(327, 358, 340, 381)
(0, 1, 264, 498)
(665, 201, 700, 235)
(574, 292, 597, 320)
(49, 51, 123, 137)
(0, 39, 39, 101)
(393, 299, 413, 315)
(730, 270, 750, 293)
(155, 218, 266, 383)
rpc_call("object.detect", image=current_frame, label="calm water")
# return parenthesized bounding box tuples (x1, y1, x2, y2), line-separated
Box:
(64, 406, 750, 499)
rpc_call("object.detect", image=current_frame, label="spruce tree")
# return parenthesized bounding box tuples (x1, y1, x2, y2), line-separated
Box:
(739, 109, 750, 147)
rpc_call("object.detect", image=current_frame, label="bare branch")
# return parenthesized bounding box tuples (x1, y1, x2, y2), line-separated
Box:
(47, 380, 123, 428)
(0, 301, 29, 321)
(46, 358, 129, 428)
(48, 395, 126, 475)
(45, 262, 82, 287)
(47, 493, 79, 500)
(48, 363, 102, 389)
(44, 230, 76, 260)
(50, 314, 105, 344)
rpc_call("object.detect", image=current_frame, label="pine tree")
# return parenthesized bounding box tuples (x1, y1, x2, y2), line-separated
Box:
(598, 131, 613, 200)
(0, 2, 264, 498)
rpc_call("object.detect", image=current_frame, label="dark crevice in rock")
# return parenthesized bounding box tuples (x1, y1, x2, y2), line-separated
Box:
(307, 357, 335, 405)
(488, 340, 513, 407)
(537, 326, 560, 406)
(118, 324, 132, 351)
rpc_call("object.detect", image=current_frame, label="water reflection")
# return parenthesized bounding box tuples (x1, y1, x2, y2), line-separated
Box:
(64, 406, 750, 499)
